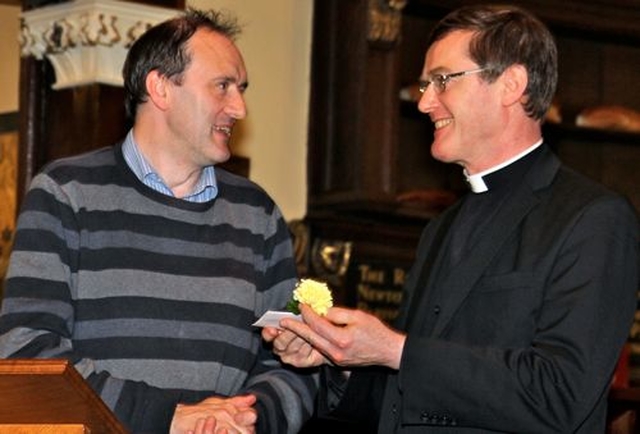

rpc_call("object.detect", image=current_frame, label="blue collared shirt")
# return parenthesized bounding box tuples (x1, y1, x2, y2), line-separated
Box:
(122, 130, 218, 203)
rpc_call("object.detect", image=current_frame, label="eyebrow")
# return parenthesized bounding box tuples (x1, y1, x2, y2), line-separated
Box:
(424, 67, 450, 76)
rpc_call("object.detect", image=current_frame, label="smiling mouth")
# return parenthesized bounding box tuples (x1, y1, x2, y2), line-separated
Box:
(434, 119, 453, 130)
(214, 125, 232, 137)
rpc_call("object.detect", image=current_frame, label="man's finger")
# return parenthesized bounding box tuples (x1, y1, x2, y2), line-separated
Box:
(280, 315, 313, 336)
(261, 326, 279, 342)
(227, 394, 256, 408)
(324, 306, 358, 325)
(299, 304, 344, 342)
(234, 408, 258, 426)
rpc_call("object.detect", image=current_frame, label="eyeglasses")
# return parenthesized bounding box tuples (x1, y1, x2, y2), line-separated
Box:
(418, 67, 487, 94)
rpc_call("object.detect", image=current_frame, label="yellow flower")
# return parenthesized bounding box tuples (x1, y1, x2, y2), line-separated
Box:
(287, 278, 333, 316)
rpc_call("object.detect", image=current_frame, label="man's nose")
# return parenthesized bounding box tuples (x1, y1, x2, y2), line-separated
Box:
(417, 85, 438, 115)
(227, 91, 247, 120)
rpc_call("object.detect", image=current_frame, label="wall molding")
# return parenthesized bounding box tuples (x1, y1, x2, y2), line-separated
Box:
(19, 0, 177, 89)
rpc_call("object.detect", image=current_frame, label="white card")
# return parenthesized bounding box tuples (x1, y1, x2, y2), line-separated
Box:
(252, 310, 302, 328)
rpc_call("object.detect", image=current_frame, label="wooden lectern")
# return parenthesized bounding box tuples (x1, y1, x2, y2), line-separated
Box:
(0, 359, 128, 433)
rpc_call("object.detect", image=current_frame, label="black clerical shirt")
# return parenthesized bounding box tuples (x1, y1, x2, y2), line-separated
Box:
(419, 144, 546, 333)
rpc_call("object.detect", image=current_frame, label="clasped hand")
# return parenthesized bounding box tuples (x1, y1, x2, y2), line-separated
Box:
(262, 304, 406, 370)
(170, 394, 257, 434)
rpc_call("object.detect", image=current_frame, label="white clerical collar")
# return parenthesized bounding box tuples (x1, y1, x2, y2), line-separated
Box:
(464, 139, 543, 193)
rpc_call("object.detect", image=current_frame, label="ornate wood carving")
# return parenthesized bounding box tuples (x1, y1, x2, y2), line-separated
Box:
(19, 0, 177, 89)
(367, 0, 407, 45)
(310, 238, 353, 289)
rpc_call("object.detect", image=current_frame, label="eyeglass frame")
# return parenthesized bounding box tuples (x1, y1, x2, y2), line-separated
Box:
(418, 67, 487, 94)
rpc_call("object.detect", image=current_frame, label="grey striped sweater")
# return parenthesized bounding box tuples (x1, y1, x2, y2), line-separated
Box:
(0, 143, 316, 433)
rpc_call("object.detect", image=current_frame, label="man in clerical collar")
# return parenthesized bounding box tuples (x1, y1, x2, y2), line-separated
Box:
(263, 4, 639, 434)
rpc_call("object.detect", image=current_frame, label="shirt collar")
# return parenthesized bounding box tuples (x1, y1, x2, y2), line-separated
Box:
(121, 130, 218, 202)
(122, 130, 154, 180)
(464, 139, 543, 193)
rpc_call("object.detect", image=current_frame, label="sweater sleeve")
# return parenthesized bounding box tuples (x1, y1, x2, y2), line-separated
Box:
(241, 342, 318, 434)
(239, 203, 318, 434)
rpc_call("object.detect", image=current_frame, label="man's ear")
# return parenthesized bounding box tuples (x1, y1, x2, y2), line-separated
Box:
(501, 64, 528, 108)
(145, 70, 170, 110)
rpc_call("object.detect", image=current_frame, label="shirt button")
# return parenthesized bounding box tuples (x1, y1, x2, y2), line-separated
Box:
(392, 404, 397, 414)
(433, 305, 441, 314)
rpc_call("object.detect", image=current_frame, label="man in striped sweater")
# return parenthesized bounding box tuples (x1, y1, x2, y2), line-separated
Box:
(0, 9, 316, 434)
